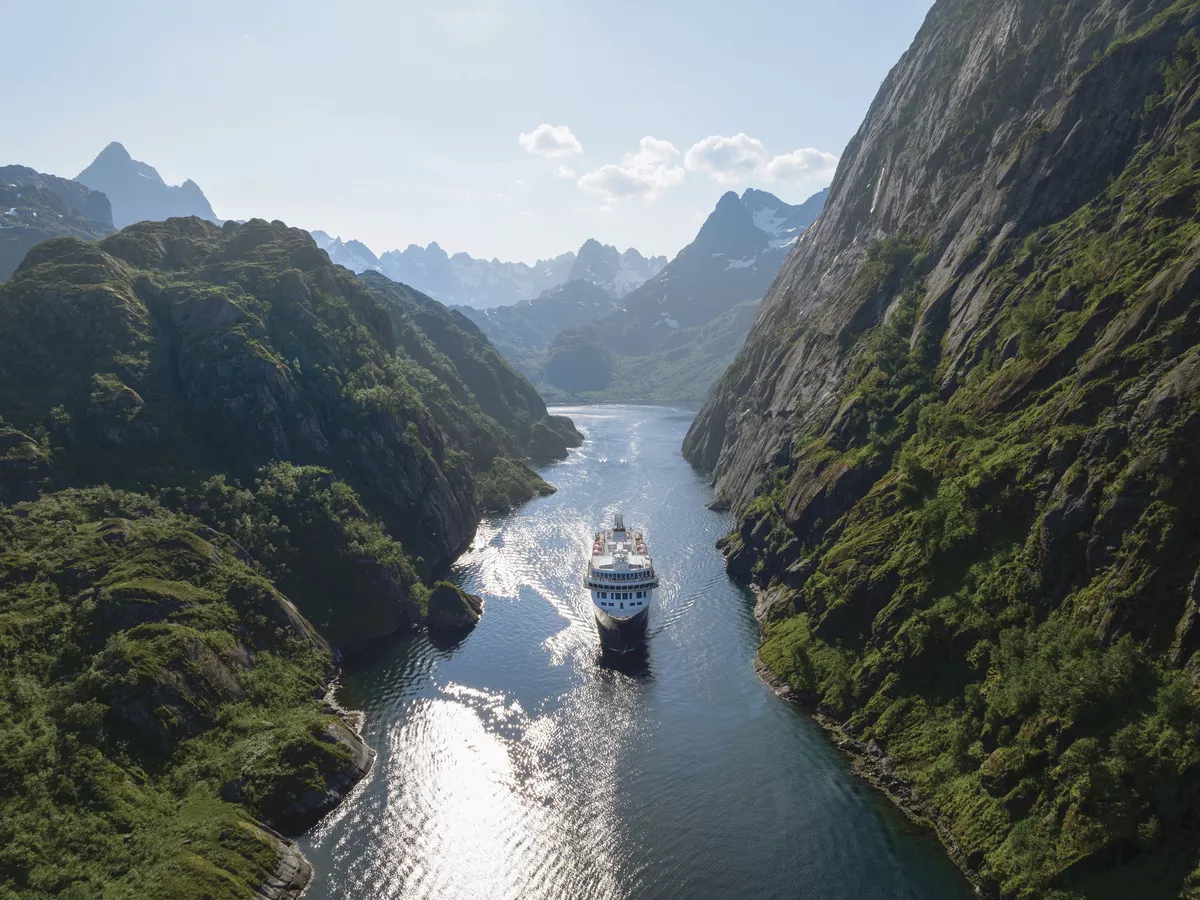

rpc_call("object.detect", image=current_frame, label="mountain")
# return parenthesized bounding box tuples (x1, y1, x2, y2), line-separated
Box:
(685, 1, 1200, 896)
(0, 216, 579, 577)
(0, 215, 581, 898)
(76, 141, 219, 228)
(359, 240, 576, 309)
(459, 187, 828, 402)
(454, 279, 622, 376)
(312, 233, 663, 310)
(311, 229, 383, 273)
(565, 239, 668, 297)
(601, 187, 827, 357)
(0, 165, 114, 280)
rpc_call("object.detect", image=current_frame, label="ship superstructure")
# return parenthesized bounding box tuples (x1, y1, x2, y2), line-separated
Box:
(585, 512, 658, 653)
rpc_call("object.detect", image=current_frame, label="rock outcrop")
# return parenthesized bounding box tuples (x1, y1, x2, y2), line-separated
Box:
(425, 581, 484, 632)
(685, 1, 1200, 896)
(0, 489, 372, 899)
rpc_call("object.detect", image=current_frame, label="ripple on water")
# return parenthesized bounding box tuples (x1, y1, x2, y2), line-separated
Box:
(298, 406, 972, 900)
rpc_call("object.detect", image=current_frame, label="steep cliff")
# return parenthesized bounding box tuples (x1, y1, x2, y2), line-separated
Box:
(685, 1, 1200, 896)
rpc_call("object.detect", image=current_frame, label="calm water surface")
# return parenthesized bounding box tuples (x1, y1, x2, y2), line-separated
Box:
(299, 405, 971, 900)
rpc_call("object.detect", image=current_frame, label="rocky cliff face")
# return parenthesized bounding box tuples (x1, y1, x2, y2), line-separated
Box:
(686, 1, 1200, 896)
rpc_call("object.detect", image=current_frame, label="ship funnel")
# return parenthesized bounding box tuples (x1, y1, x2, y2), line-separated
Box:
(614, 512, 625, 531)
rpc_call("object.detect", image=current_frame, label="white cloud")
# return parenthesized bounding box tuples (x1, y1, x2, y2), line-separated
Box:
(554, 164, 578, 180)
(577, 136, 685, 202)
(684, 133, 839, 186)
(517, 210, 533, 218)
(683, 134, 769, 185)
(518, 124, 583, 158)
(763, 147, 840, 182)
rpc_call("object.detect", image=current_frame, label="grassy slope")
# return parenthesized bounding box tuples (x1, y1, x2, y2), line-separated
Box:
(731, 17, 1200, 900)
(0, 488, 355, 900)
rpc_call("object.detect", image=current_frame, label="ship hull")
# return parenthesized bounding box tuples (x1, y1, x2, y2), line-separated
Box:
(593, 605, 649, 654)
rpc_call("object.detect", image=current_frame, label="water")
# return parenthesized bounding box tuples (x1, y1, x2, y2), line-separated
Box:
(298, 406, 971, 900)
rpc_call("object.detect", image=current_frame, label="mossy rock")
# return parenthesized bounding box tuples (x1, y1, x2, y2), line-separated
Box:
(425, 581, 484, 632)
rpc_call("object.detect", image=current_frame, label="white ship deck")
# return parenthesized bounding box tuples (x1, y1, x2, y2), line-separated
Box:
(586, 514, 658, 632)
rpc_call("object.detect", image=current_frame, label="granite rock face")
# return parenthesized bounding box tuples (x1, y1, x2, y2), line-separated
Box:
(684, 1, 1200, 895)
(686, 0, 1199, 510)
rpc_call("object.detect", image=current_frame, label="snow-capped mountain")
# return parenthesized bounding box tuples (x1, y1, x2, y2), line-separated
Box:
(76, 142, 218, 229)
(608, 187, 828, 355)
(458, 186, 829, 401)
(741, 187, 828, 251)
(566, 240, 668, 298)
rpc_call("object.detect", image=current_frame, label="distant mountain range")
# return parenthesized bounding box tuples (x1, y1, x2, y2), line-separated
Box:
(311, 231, 666, 310)
(0, 143, 829, 406)
(76, 142, 219, 228)
(457, 187, 828, 403)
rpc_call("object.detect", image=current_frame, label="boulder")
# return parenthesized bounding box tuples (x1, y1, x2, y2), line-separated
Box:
(426, 581, 484, 632)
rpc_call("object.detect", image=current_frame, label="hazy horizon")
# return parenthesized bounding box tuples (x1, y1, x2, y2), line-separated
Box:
(1, 0, 933, 263)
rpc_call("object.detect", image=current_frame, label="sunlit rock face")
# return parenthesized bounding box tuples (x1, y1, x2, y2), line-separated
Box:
(684, 0, 1200, 894)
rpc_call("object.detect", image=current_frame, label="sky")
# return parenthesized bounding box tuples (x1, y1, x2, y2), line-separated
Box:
(0, 0, 933, 263)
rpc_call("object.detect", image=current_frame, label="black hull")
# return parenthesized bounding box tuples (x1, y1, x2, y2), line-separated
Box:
(594, 606, 649, 654)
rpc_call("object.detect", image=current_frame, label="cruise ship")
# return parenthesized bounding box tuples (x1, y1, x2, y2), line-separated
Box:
(585, 513, 659, 653)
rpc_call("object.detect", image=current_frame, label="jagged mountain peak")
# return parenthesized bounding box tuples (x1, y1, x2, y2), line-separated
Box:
(76, 142, 217, 228)
(567, 238, 665, 298)
(94, 141, 133, 164)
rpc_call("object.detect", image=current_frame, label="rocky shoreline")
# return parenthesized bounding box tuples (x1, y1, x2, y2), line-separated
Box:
(266, 586, 486, 897)
(749, 588, 992, 899)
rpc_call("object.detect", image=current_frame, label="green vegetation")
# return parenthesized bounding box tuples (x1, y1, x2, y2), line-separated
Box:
(0, 166, 114, 283)
(724, 14, 1200, 899)
(542, 327, 615, 393)
(538, 301, 762, 405)
(0, 217, 582, 896)
(0, 488, 357, 899)
(475, 457, 555, 512)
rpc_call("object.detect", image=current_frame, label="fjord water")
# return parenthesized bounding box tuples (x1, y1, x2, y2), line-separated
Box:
(299, 406, 970, 900)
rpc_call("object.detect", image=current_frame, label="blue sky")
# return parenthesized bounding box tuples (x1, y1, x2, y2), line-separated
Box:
(1, 0, 933, 262)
